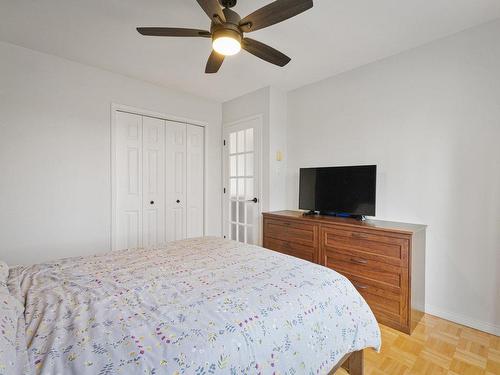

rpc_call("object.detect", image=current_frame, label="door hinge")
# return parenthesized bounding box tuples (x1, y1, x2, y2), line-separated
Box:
(223, 187, 226, 194)
(223, 139, 226, 146)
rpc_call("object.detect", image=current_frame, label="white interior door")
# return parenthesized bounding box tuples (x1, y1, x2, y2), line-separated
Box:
(186, 124, 204, 238)
(142, 116, 166, 247)
(165, 121, 186, 241)
(223, 117, 261, 244)
(115, 111, 143, 249)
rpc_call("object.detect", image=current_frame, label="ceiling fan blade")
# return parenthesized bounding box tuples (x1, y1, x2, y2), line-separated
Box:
(137, 27, 211, 37)
(242, 38, 291, 67)
(205, 50, 225, 73)
(239, 0, 313, 32)
(196, 0, 226, 23)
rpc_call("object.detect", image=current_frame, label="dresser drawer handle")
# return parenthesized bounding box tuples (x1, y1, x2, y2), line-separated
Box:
(350, 257, 368, 265)
(353, 283, 369, 290)
(351, 232, 367, 239)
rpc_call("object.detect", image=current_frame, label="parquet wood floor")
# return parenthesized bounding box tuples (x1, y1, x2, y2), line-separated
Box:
(335, 314, 500, 375)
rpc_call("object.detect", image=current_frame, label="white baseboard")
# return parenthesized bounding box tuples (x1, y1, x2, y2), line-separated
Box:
(425, 304, 500, 336)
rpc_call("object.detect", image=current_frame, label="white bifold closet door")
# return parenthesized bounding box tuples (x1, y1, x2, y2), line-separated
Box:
(165, 121, 186, 241)
(115, 112, 143, 250)
(114, 111, 204, 250)
(142, 117, 166, 247)
(186, 125, 204, 237)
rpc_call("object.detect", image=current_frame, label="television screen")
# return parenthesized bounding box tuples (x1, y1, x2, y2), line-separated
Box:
(299, 165, 376, 216)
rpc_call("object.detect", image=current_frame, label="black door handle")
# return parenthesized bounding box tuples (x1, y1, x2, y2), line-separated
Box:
(150, 201, 154, 205)
(247, 197, 258, 203)
(176, 200, 180, 204)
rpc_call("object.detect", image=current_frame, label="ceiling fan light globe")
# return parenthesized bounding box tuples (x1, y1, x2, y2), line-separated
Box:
(213, 37, 241, 56)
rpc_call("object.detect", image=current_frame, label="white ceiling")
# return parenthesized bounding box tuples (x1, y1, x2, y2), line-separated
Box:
(1, 0, 500, 102)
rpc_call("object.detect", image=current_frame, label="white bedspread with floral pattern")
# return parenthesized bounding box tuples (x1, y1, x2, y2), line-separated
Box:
(8, 237, 380, 375)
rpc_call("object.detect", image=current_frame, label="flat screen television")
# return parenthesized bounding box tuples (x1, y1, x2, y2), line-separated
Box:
(299, 165, 376, 217)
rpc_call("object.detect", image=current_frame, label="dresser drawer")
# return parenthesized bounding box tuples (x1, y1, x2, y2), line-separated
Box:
(264, 237, 316, 263)
(322, 226, 409, 267)
(264, 219, 316, 246)
(357, 288, 406, 329)
(324, 249, 406, 291)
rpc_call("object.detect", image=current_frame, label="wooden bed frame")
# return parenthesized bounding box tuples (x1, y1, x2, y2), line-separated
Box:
(328, 350, 364, 375)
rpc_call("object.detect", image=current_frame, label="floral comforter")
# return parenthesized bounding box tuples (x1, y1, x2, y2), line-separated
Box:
(8, 237, 381, 374)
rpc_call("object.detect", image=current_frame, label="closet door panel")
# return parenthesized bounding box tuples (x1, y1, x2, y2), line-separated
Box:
(186, 125, 204, 238)
(165, 121, 186, 241)
(115, 112, 143, 249)
(142, 117, 166, 247)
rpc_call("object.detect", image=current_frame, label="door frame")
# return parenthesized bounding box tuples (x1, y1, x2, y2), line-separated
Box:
(222, 114, 263, 245)
(110, 103, 208, 250)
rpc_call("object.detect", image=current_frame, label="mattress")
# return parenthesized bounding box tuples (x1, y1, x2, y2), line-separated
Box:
(7, 237, 381, 374)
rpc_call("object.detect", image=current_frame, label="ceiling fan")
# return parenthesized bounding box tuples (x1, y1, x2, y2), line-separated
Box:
(137, 0, 313, 73)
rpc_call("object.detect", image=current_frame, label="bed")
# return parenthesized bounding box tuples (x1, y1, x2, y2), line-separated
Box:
(2, 237, 380, 374)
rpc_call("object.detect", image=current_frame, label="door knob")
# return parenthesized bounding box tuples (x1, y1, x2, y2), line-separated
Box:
(247, 197, 258, 203)
(150, 201, 154, 205)
(176, 200, 180, 204)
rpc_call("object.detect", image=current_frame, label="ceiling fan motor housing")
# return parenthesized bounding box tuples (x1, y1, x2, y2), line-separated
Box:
(220, 0, 237, 8)
(211, 7, 242, 42)
(222, 8, 241, 25)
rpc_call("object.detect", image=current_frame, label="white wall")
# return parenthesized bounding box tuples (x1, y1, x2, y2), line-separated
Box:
(286, 20, 500, 334)
(0, 41, 222, 266)
(269, 88, 288, 211)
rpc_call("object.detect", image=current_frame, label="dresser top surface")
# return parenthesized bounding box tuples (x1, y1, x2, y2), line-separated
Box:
(263, 210, 426, 235)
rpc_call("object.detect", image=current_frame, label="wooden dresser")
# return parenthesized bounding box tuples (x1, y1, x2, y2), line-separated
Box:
(262, 210, 426, 334)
